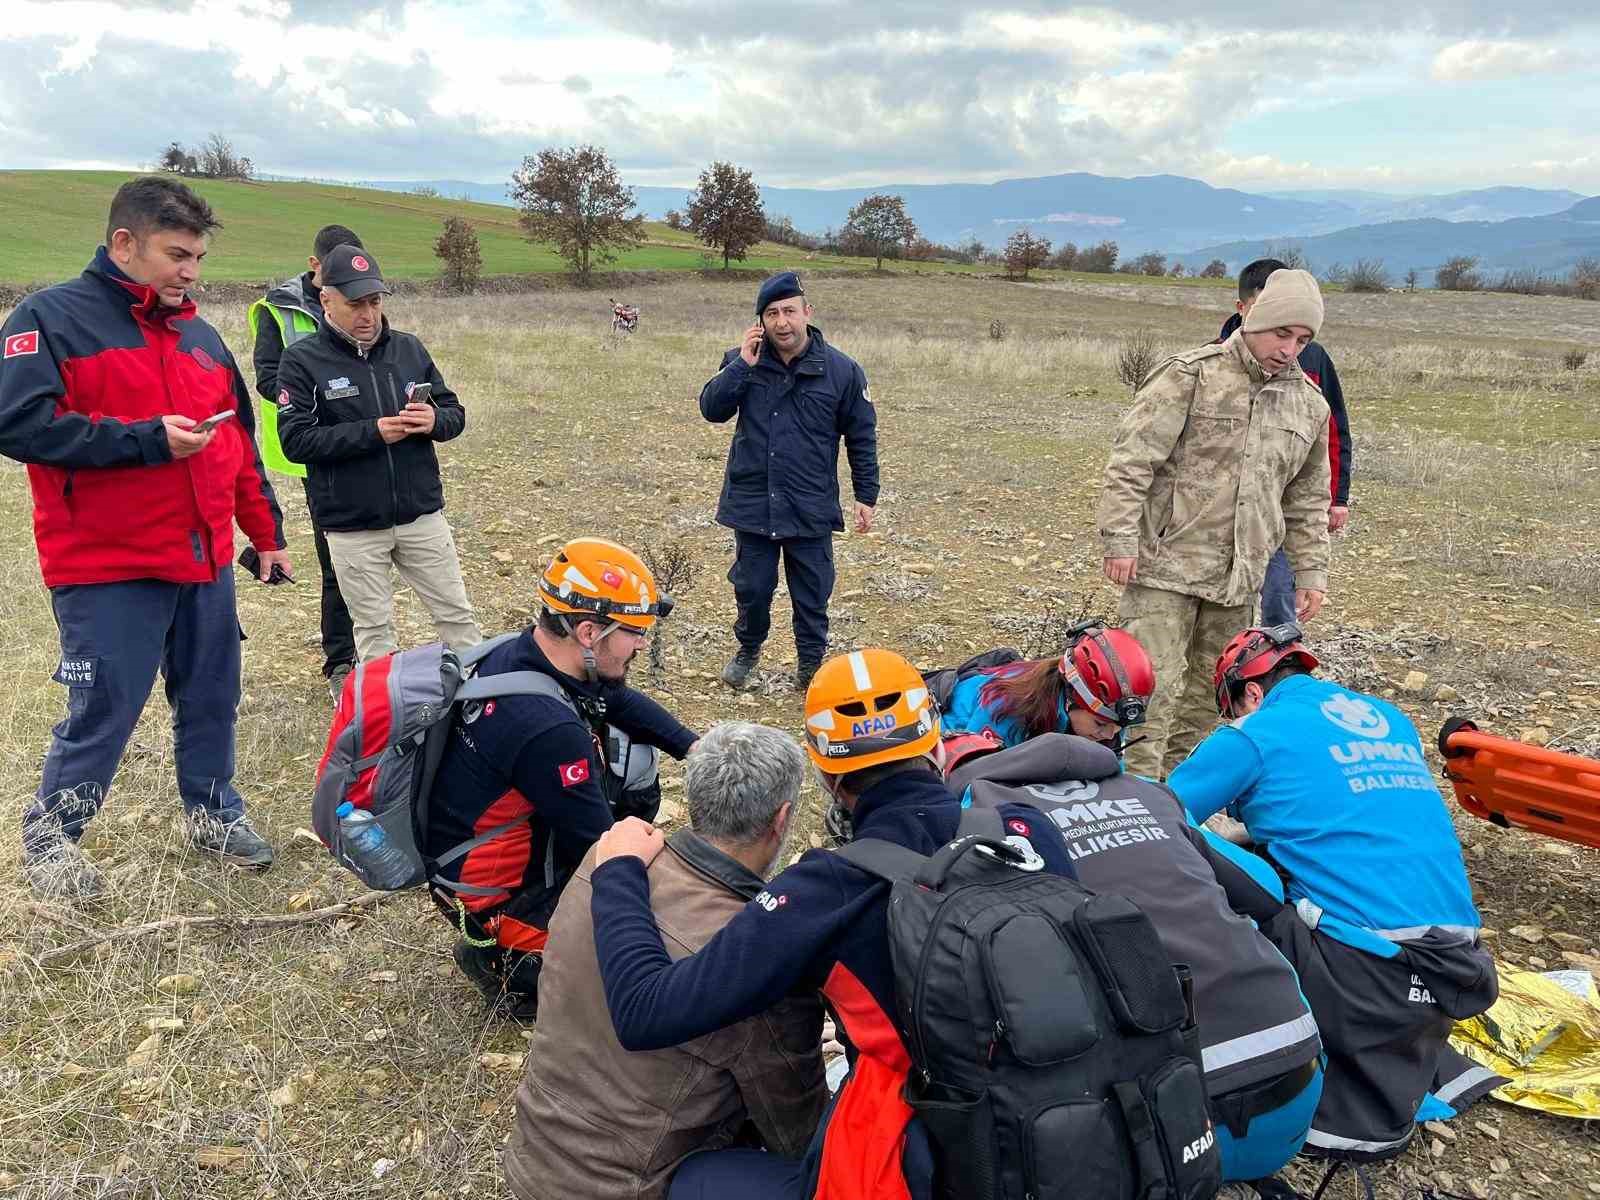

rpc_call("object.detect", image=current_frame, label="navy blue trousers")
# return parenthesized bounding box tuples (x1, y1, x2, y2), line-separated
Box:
(729, 530, 835, 663)
(24, 573, 247, 841)
(1260, 547, 1297, 626)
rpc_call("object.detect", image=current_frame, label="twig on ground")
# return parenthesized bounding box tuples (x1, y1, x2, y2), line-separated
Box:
(24, 889, 398, 969)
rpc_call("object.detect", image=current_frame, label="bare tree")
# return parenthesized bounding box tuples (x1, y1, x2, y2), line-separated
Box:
(1200, 259, 1228, 279)
(638, 539, 702, 674)
(198, 133, 243, 179)
(663, 209, 685, 230)
(510, 144, 645, 282)
(1435, 256, 1482, 291)
(1403, 268, 1419, 291)
(1345, 259, 1390, 293)
(1117, 329, 1162, 392)
(843, 194, 917, 270)
(1049, 242, 1079, 270)
(1571, 257, 1600, 301)
(433, 216, 482, 294)
(158, 142, 189, 174)
(1168, 262, 1186, 278)
(686, 161, 766, 270)
(1263, 242, 1309, 271)
(1133, 251, 1167, 277)
(1003, 230, 1052, 279)
(1078, 240, 1119, 273)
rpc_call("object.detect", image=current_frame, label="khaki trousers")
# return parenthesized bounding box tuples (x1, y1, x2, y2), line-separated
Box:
(1118, 582, 1252, 780)
(324, 510, 482, 660)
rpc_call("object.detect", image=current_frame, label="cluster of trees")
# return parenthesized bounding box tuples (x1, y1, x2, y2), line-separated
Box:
(158, 134, 253, 180)
(1435, 254, 1600, 300)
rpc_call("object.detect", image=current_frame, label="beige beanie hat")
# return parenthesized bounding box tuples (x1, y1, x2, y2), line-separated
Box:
(1242, 268, 1324, 338)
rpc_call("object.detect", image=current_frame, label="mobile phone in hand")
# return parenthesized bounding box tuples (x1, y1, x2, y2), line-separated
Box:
(407, 382, 434, 406)
(237, 545, 294, 585)
(195, 409, 236, 433)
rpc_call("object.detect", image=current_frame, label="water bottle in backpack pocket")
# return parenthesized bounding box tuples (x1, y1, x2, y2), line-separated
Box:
(335, 802, 415, 890)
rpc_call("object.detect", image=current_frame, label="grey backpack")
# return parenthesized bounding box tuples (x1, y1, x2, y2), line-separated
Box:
(312, 634, 657, 891)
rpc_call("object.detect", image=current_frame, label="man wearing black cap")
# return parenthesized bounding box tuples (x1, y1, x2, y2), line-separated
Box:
(249, 223, 365, 700)
(700, 272, 879, 691)
(276, 244, 481, 661)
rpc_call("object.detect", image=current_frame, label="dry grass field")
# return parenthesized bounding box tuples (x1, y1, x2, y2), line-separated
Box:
(1, 270, 1599, 1199)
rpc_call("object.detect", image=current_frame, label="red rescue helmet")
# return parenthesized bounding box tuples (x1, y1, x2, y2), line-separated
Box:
(1060, 622, 1155, 730)
(1213, 624, 1321, 718)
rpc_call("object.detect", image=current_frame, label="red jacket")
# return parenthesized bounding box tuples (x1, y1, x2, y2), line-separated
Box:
(0, 250, 283, 587)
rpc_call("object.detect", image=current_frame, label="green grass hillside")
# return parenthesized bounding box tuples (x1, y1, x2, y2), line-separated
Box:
(0, 170, 890, 284)
(0, 170, 1242, 290)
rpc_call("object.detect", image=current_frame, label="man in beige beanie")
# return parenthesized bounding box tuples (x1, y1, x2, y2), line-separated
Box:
(1098, 267, 1332, 779)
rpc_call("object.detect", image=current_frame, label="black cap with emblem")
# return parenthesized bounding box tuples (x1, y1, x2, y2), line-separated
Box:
(320, 243, 392, 300)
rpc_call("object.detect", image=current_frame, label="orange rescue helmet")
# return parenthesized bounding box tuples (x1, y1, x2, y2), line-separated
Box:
(539, 538, 672, 632)
(803, 648, 941, 775)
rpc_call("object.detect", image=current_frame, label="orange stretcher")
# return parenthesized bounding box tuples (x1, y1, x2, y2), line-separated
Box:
(1438, 717, 1600, 850)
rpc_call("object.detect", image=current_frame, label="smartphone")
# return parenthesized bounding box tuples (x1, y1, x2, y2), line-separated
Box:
(407, 382, 434, 406)
(195, 409, 236, 434)
(237, 545, 294, 585)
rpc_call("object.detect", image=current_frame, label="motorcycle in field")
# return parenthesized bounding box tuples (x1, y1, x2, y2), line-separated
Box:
(610, 299, 640, 334)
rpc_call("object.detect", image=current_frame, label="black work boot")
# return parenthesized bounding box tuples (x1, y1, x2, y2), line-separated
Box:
(721, 646, 761, 689)
(795, 658, 823, 691)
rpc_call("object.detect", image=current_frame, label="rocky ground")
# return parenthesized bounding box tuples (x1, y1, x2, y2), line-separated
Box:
(1, 272, 1598, 1198)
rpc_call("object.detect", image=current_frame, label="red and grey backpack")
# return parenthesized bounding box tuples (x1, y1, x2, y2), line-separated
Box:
(311, 634, 579, 891)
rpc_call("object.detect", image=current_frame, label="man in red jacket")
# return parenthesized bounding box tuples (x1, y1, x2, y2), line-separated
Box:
(0, 177, 290, 900)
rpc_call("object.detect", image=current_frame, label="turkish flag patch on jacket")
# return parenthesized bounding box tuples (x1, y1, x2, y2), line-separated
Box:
(558, 758, 591, 788)
(4, 331, 40, 358)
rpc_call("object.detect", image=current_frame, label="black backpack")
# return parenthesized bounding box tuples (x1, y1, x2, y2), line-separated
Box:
(835, 810, 1221, 1200)
(920, 646, 1024, 712)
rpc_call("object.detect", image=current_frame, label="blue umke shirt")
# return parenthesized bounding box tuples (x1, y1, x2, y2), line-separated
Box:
(1168, 674, 1480, 957)
(942, 668, 1071, 747)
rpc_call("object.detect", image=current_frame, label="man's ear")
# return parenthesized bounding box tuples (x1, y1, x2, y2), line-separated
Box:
(108, 228, 138, 264)
(308, 254, 319, 275)
(771, 800, 793, 841)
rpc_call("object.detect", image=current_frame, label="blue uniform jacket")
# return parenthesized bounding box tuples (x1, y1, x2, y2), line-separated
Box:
(699, 325, 879, 539)
(1168, 674, 1481, 956)
(428, 630, 697, 911)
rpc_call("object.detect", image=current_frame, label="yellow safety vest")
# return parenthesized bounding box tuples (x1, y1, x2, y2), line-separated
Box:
(246, 293, 318, 479)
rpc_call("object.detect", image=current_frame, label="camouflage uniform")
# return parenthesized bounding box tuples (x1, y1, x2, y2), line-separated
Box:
(1099, 330, 1331, 778)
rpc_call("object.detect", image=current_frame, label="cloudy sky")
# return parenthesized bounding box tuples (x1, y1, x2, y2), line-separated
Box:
(3, 0, 1598, 194)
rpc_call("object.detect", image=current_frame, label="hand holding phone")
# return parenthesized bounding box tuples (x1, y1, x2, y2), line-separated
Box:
(406, 382, 434, 406)
(740, 324, 764, 367)
(194, 409, 236, 434)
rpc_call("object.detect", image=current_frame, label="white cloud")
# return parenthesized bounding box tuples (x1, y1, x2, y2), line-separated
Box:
(0, 0, 1597, 193)
(1430, 39, 1580, 81)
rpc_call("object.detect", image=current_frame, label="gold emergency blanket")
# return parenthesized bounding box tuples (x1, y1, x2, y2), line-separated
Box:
(1450, 969, 1600, 1119)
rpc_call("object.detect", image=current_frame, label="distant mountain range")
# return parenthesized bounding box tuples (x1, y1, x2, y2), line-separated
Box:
(348, 173, 1599, 276)
(1175, 196, 1600, 278)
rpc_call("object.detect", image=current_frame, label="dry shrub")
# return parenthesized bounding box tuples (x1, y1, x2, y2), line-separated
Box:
(1116, 329, 1161, 392)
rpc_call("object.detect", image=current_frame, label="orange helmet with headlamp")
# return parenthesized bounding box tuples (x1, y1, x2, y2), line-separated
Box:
(538, 538, 672, 632)
(803, 649, 941, 774)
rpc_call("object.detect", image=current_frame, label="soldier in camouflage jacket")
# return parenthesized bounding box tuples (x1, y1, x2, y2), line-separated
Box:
(1097, 268, 1332, 778)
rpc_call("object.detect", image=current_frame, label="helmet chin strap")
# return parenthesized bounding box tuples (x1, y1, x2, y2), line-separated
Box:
(558, 613, 614, 686)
